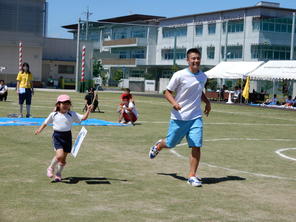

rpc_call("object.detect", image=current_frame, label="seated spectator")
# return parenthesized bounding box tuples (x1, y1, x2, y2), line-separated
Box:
(47, 76, 54, 87)
(0, 80, 8, 101)
(284, 95, 294, 107)
(264, 94, 278, 105)
(233, 86, 242, 103)
(84, 87, 100, 112)
(118, 99, 138, 125)
(293, 96, 296, 107)
(219, 85, 227, 101)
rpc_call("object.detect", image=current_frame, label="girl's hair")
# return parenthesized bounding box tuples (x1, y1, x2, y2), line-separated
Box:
(21, 63, 31, 74)
(54, 101, 72, 112)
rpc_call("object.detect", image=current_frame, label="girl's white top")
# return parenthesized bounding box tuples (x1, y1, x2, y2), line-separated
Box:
(123, 101, 139, 117)
(44, 111, 83, 131)
(167, 68, 207, 121)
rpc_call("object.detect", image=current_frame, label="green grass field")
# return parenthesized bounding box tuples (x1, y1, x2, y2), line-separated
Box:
(1, 90, 295, 222)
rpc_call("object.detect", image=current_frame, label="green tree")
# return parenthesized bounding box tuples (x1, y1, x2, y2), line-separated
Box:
(171, 64, 181, 73)
(93, 60, 104, 77)
(113, 69, 123, 82)
(93, 60, 107, 85)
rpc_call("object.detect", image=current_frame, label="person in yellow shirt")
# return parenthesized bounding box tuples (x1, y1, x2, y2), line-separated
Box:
(16, 63, 34, 118)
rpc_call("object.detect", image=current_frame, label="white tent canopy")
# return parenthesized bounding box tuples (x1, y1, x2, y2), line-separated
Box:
(247, 60, 296, 80)
(205, 61, 264, 79)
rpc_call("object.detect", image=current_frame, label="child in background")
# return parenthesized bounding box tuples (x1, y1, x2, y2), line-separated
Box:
(284, 95, 293, 107)
(35, 94, 92, 182)
(0, 80, 8, 101)
(121, 88, 134, 103)
(118, 98, 138, 125)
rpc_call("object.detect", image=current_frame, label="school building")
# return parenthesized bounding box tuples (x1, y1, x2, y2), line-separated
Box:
(63, 1, 296, 92)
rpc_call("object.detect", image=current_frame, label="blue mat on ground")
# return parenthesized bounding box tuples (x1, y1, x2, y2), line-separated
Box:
(0, 117, 127, 126)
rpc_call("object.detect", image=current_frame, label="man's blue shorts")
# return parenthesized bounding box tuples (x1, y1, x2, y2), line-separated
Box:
(166, 117, 203, 148)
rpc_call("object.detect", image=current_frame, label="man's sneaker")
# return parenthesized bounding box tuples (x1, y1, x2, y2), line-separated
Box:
(187, 176, 202, 187)
(54, 174, 62, 182)
(47, 167, 54, 178)
(26, 114, 31, 118)
(149, 139, 161, 159)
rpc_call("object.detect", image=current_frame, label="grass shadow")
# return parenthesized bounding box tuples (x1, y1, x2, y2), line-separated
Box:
(157, 173, 246, 184)
(51, 177, 128, 185)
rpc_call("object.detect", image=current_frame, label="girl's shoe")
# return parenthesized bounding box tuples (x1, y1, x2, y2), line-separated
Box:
(47, 167, 54, 178)
(54, 174, 62, 182)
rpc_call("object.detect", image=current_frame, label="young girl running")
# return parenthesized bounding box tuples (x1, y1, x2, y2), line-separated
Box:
(35, 94, 92, 182)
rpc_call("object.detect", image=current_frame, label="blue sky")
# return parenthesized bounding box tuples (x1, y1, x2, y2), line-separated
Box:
(47, 0, 296, 39)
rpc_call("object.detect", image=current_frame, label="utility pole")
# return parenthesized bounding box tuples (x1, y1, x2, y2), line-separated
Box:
(173, 27, 177, 66)
(290, 12, 295, 60)
(75, 18, 81, 92)
(224, 20, 229, 61)
(84, 7, 93, 41)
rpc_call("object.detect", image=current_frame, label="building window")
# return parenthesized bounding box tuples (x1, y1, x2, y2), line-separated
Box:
(119, 51, 128, 59)
(162, 26, 187, 38)
(208, 23, 216, 35)
(130, 70, 145, 77)
(131, 30, 146, 38)
(223, 20, 244, 33)
(161, 48, 186, 60)
(251, 44, 292, 60)
(88, 30, 100, 41)
(103, 30, 111, 40)
(221, 46, 243, 59)
(131, 49, 145, 58)
(113, 31, 128, 40)
(58, 65, 75, 74)
(195, 25, 203, 36)
(207, 47, 215, 59)
(252, 17, 294, 33)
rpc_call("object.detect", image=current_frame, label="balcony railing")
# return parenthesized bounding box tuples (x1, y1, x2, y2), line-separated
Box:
(101, 58, 146, 66)
(102, 38, 147, 47)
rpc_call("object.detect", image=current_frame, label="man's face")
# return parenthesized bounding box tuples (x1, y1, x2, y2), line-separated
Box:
(187, 52, 201, 70)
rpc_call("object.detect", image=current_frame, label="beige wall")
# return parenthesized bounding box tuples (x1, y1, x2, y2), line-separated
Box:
(42, 60, 76, 83)
(0, 45, 42, 84)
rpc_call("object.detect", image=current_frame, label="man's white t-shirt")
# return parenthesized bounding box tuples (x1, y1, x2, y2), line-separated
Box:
(44, 111, 83, 131)
(166, 68, 207, 121)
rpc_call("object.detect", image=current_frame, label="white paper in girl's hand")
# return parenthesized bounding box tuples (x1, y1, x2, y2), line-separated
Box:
(71, 127, 87, 158)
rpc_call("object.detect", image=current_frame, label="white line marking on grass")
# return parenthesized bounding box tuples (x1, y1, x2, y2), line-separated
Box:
(169, 149, 186, 159)
(138, 121, 296, 127)
(176, 138, 296, 147)
(275, 148, 296, 161)
(214, 110, 296, 122)
(169, 148, 296, 181)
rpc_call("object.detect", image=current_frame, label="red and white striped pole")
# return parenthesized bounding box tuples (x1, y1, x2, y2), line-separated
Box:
(19, 41, 23, 71)
(81, 45, 86, 82)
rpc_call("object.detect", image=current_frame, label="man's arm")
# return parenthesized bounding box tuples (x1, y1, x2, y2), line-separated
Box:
(164, 89, 182, 110)
(202, 91, 211, 116)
